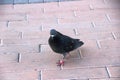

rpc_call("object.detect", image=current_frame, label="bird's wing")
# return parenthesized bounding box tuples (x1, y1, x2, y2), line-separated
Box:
(61, 35, 75, 51)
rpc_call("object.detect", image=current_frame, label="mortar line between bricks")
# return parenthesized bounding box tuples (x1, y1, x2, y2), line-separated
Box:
(78, 49, 83, 58)
(96, 40, 101, 49)
(88, 78, 109, 80)
(18, 53, 21, 63)
(105, 66, 111, 78)
(89, 4, 94, 10)
(19, 32, 23, 39)
(57, 18, 60, 24)
(6, 21, 9, 27)
(73, 11, 77, 17)
(42, 8, 45, 13)
(40, 70, 43, 80)
(91, 21, 96, 28)
(40, 25, 43, 31)
(38, 71, 41, 80)
(25, 14, 28, 21)
(73, 28, 79, 35)
(39, 44, 41, 53)
(62, 66, 107, 71)
(103, 0, 107, 4)
(60, 65, 63, 70)
(58, 0, 60, 7)
(41, 24, 43, 31)
(111, 32, 116, 40)
(105, 14, 111, 22)
(0, 39, 3, 46)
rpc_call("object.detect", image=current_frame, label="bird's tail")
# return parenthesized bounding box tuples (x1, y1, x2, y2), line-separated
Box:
(75, 39, 84, 48)
(78, 41, 84, 46)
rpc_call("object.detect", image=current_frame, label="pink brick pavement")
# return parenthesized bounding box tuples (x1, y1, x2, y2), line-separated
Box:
(0, 0, 120, 80)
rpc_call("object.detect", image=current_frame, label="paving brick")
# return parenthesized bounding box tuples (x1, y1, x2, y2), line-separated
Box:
(113, 32, 120, 39)
(28, 11, 74, 20)
(92, 2, 113, 9)
(8, 21, 41, 32)
(108, 13, 120, 22)
(3, 38, 47, 45)
(42, 67, 108, 79)
(59, 0, 90, 6)
(14, 0, 29, 4)
(107, 66, 120, 78)
(94, 26, 120, 33)
(14, 2, 58, 11)
(20, 52, 61, 70)
(106, 0, 120, 5)
(89, 78, 120, 80)
(94, 22, 120, 33)
(44, 4, 79, 13)
(22, 31, 49, 40)
(75, 10, 106, 17)
(81, 47, 120, 58)
(0, 70, 39, 80)
(59, 0, 90, 11)
(80, 40, 98, 49)
(63, 55, 120, 69)
(100, 39, 120, 49)
(0, 44, 39, 53)
(0, 4, 13, 10)
(0, 53, 18, 63)
(58, 13, 107, 24)
(41, 44, 55, 52)
(28, 18, 57, 24)
(13, 4, 43, 14)
(0, 8, 26, 15)
(0, 21, 7, 27)
(76, 31, 114, 40)
(42, 23, 77, 29)
(0, 14, 26, 21)
(0, 29, 21, 39)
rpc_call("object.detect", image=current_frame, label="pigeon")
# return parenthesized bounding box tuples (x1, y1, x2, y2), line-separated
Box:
(48, 29, 84, 66)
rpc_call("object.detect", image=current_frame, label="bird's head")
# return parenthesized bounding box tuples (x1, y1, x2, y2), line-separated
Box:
(50, 29, 58, 38)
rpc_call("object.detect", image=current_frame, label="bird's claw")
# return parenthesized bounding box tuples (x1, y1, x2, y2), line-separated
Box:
(56, 60, 64, 66)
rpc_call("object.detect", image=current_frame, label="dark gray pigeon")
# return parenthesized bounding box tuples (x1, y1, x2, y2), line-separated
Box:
(48, 29, 84, 66)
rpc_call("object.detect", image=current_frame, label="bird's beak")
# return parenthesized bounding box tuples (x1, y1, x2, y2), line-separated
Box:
(50, 35, 55, 37)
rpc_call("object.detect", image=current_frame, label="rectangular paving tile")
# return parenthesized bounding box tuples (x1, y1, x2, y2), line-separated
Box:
(0, 44, 39, 53)
(100, 39, 120, 49)
(0, 53, 18, 63)
(0, 70, 39, 80)
(107, 66, 120, 78)
(89, 78, 120, 80)
(42, 67, 109, 79)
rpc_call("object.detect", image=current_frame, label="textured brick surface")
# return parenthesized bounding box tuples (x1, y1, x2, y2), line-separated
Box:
(107, 66, 120, 78)
(0, 0, 120, 80)
(42, 67, 108, 79)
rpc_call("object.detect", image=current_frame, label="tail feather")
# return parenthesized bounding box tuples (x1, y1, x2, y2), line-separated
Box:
(74, 40, 84, 49)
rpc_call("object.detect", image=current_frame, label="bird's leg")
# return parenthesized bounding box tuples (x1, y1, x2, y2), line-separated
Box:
(63, 53, 67, 59)
(66, 52, 71, 59)
(57, 53, 66, 66)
